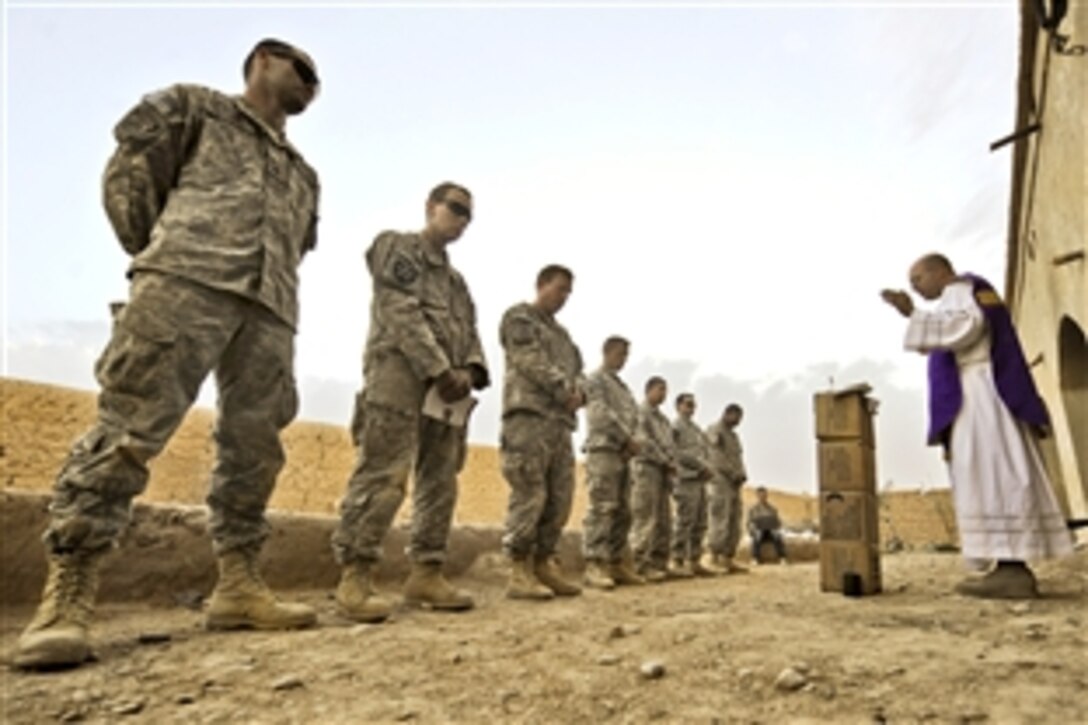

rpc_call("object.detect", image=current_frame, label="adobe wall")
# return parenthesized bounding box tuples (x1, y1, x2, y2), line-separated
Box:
(1, 377, 958, 555)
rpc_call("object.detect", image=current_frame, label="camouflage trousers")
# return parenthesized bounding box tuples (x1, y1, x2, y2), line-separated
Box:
(671, 479, 708, 561)
(46, 272, 298, 556)
(332, 402, 467, 565)
(500, 413, 575, 558)
(630, 461, 672, 571)
(708, 474, 743, 557)
(581, 450, 633, 564)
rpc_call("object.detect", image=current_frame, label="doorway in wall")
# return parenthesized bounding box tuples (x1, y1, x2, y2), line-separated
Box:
(1058, 316, 1088, 507)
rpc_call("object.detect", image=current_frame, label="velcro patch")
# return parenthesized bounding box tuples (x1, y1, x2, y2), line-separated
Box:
(391, 255, 420, 286)
(509, 318, 535, 345)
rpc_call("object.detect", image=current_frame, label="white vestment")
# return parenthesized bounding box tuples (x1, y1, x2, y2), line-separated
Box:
(904, 281, 1073, 564)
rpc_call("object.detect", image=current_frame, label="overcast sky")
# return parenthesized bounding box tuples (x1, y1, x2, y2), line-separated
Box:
(2, 1, 1020, 494)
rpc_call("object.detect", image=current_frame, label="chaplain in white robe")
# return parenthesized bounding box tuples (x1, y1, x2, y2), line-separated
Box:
(882, 253, 1072, 599)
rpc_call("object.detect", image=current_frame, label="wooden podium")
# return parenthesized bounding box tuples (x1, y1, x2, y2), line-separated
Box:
(814, 385, 882, 595)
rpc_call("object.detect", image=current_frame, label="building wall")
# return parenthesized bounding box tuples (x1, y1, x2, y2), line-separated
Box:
(0, 377, 958, 548)
(1006, 2, 1088, 526)
(0, 377, 521, 526)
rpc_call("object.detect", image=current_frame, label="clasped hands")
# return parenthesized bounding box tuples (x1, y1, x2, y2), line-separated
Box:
(434, 368, 475, 403)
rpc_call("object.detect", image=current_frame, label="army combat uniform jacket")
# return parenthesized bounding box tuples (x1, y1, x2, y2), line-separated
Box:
(634, 403, 677, 473)
(499, 302, 585, 428)
(584, 368, 639, 453)
(707, 422, 747, 485)
(673, 416, 712, 484)
(360, 231, 489, 415)
(104, 83, 320, 328)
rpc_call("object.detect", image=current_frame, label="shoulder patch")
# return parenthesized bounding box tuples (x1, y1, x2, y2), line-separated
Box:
(115, 103, 165, 141)
(974, 289, 1003, 307)
(391, 254, 420, 286)
(508, 316, 536, 346)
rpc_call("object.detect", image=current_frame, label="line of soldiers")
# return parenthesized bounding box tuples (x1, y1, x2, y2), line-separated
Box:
(581, 347, 753, 590)
(13, 38, 748, 670)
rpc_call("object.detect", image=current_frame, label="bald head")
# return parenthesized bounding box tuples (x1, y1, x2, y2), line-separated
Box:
(916, 253, 955, 274)
(909, 253, 957, 301)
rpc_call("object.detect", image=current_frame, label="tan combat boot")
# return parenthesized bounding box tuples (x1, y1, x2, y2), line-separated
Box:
(705, 554, 729, 575)
(670, 558, 695, 578)
(609, 559, 646, 586)
(584, 561, 617, 590)
(638, 564, 668, 583)
(506, 557, 554, 600)
(691, 558, 717, 577)
(15, 551, 102, 669)
(725, 558, 750, 575)
(535, 556, 582, 597)
(205, 551, 316, 630)
(403, 562, 475, 611)
(336, 562, 393, 623)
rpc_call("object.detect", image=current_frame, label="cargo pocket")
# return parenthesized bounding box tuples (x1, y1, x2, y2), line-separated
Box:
(453, 428, 469, 473)
(275, 369, 300, 429)
(348, 390, 366, 446)
(500, 438, 545, 487)
(94, 303, 178, 397)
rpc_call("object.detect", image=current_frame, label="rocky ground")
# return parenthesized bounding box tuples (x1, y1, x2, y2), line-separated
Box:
(2, 550, 1086, 724)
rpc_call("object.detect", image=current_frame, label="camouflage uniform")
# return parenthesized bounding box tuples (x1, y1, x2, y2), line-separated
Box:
(747, 500, 787, 561)
(581, 367, 639, 565)
(332, 232, 488, 566)
(47, 84, 319, 557)
(706, 421, 748, 558)
(499, 303, 585, 558)
(670, 415, 712, 562)
(630, 403, 677, 571)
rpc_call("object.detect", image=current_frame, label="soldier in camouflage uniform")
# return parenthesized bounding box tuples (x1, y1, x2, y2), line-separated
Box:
(629, 376, 679, 582)
(331, 182, 489, 618)
(499, 265, 586, 600)
(670, 393, 716, 577)
(706, 403, 750, 574)
(581, 336, 645, 589)
(16, 39, 322, 670)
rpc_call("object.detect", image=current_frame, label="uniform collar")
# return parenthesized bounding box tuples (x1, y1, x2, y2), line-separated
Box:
(420, 237, 449, 266)
(233, 96, 301, 155)
(599, 365, 625, 382)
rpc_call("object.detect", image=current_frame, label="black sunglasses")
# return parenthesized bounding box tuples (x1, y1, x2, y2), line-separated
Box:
(444, 200, 473, 221)
(269, 49, 320, 87)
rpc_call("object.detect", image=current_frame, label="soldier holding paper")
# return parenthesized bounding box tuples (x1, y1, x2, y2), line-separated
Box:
(331, 182, 489, 620)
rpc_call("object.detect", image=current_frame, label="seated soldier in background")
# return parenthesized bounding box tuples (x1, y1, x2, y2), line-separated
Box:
(747, 486, 787, 565)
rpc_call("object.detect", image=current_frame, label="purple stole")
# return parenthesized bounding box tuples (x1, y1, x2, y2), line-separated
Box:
(926, 273, 1049, 447)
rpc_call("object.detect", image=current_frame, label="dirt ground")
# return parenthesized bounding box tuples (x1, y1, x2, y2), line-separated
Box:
(2, 550, 1085, 724)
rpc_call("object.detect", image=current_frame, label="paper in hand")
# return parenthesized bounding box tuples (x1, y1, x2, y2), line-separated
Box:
(422, 385, 478, 428)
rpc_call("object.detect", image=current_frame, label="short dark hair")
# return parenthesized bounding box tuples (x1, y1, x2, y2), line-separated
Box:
(675, 393, 694, 406)
(725, 403, 743, 414)
(756, 485, 767, 494)
(243, 38, 296, 81)
(537, 264, 574, 288)
(603, 336, 630, 354)
(645, 376, 667, 393)
(919, 253, 955, 274)
(428, 182, 472, 205)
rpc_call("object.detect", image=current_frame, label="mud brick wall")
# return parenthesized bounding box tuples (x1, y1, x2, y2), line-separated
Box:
(1, 377, 954, 544)
(0, 377, 575, 525)
(879, 489, 959, 548)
